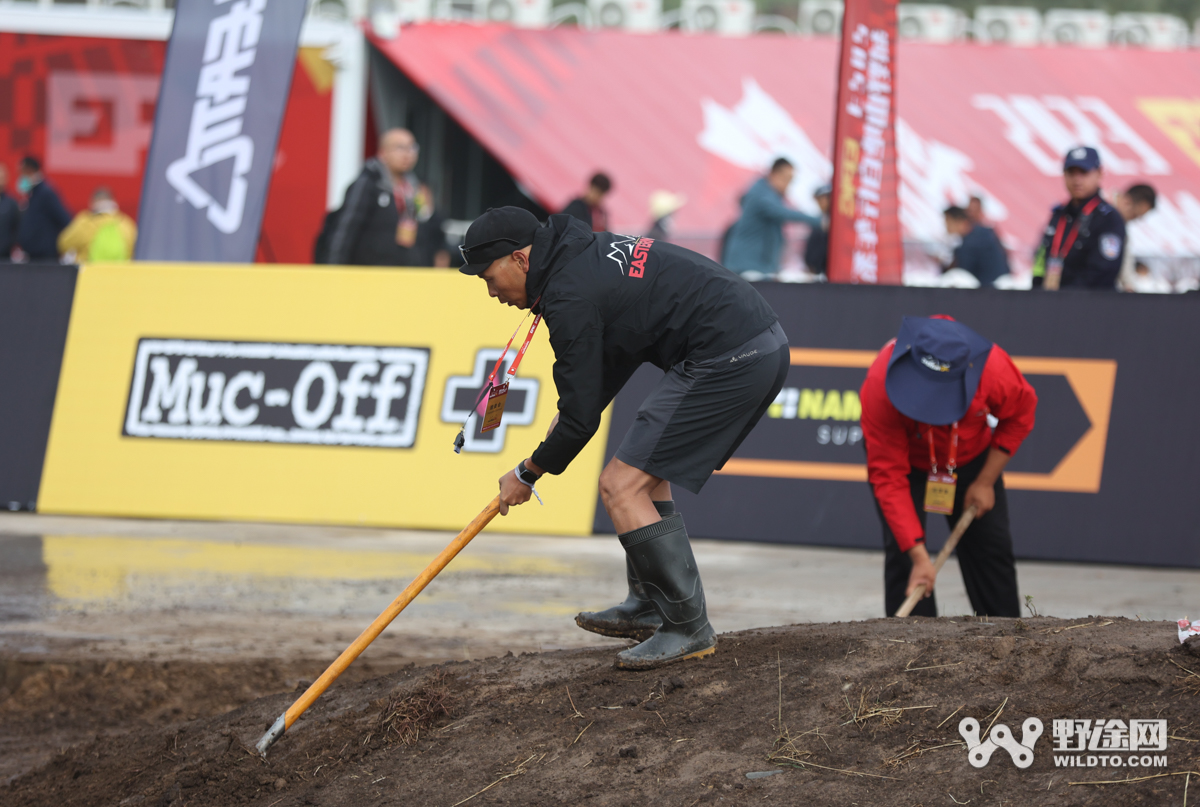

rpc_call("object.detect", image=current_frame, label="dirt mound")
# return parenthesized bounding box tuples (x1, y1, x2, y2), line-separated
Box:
(0, 656, 399, 786)
(5, 617, 1199, 806)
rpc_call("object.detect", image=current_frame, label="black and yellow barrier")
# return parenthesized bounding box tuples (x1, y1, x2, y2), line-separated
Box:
(0, 264, 78, 511)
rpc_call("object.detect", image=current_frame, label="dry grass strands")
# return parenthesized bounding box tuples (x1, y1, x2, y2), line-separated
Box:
(768, 657, 902, 781)
(882, 739, 965, 770)
(1168, 658, 1200, 696)
(374, 670, 457, 747)
(1068, 769, 1200, 787)
(843, 687, 934, 730)
(452, 753, 543, 806)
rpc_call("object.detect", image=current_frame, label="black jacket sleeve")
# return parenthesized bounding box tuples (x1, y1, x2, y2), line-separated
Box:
(327, 172, 374, 265)
(530, 296, 607, 475)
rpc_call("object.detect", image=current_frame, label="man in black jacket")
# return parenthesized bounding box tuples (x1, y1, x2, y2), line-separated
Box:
(459, 207, 790, 669)
(561, 172, 611, 232)
(325, 129, 448, 267)
(16, 156, 71, 262)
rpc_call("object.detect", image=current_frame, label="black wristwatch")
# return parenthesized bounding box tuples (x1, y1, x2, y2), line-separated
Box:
(516, 460, 541, 487)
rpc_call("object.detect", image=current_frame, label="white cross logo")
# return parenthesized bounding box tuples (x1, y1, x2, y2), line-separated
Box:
(441, 348, 540, 453)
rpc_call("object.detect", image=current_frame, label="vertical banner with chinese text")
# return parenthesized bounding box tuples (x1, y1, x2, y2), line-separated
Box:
(135, 0, 307, 262)
(827, 0, 903, 284)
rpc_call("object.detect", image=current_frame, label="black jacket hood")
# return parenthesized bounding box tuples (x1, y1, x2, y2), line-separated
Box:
(526, 214, 595, 311)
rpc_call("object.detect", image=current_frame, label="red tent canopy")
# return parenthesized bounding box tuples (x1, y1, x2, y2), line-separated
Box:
(375, 24, 1200, 266)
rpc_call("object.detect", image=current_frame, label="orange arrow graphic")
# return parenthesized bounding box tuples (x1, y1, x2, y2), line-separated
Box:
(717, 349, 1117, 494)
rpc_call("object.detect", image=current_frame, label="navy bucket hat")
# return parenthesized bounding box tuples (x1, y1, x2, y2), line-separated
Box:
(885, 316, 993, 425)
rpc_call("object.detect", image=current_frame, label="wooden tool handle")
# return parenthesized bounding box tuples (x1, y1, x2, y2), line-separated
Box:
(893, 505, 978, 618)
(284, 496, 501, 729)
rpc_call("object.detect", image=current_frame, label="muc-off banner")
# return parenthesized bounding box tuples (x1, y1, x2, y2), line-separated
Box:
(135, 0, 306, 262)
(827, 0, 903, 285)
(124, 340, 430, 447)
(37, 264, 607, 536)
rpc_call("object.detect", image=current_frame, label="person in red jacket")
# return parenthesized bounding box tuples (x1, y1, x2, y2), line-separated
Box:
(860, 316, 1037, 618)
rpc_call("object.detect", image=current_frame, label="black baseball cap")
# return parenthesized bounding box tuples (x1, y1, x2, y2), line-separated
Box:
(885, 316, 993, 425)
(1063, 146, 1101, 172)
(458, 207, 541, 276)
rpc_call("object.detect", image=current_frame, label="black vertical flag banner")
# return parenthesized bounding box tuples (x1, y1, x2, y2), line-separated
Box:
(136, 0, 307, 262)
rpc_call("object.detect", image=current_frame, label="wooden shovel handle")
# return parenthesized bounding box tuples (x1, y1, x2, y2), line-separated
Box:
(282, 497, 500, 730)
(893, 505, 978, 618)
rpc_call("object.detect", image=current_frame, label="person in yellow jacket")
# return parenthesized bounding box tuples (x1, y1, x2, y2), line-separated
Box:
(58, 187, 137, 262)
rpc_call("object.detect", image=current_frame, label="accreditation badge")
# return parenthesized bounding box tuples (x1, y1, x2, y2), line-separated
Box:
(481, 381, 509, 432)
(924, 472, 957, 515)
(396, 218, 418, 248)
(1044, 257, 1063, 291)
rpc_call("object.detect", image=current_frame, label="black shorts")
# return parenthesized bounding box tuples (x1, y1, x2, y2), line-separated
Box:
(615, 322, 790, 493)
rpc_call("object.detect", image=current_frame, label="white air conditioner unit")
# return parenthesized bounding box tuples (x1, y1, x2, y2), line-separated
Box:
(478, 0, 551, 26)
(1043, 9, 1111, 47)
(433, 0, 548, 24)
(1112, 13, 1189, 49)
(588, 0, 661, 31)
(798, 0, 841, 36)
(973, 6, 1041, 46)
(377, 0, 431, 24)
(897, 4, 967, 42)
(682, 0, 755, 35)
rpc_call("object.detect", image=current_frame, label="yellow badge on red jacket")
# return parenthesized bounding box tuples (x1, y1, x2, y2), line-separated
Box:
(924, 472, 957, 515)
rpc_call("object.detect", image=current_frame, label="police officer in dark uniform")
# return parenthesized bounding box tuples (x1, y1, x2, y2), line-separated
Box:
(1032, 147, 1125, 291)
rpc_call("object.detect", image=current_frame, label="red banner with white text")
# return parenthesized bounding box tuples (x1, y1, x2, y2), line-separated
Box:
(827, 0, 904, 284)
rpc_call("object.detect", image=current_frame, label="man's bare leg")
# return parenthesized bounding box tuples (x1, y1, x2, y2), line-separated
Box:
(598, 457, 665, 534)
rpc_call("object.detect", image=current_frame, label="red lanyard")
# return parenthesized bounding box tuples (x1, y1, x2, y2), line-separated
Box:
(1049, 197, 1100, 260)
(927, 421, 959, 475)
(471, 298, 542, 413)
(503, 313, 541, 380)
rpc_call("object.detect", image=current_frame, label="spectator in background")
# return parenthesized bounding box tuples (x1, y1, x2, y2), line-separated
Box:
(943, 205, 1009, 287)
(16, 156, 71, 262)
(802, 183, 832, 277)
(723, 158, 821, 280)
(58, 187, 137, 262)
(562, 173, 612, 232)
(0, 163, 19, 261)
(1032, 147, 1125, 291)
(325, 128, 448, 267)
(645, 190, 685, 243)
(966, 195, 985, 225)
(1113, 183, 1157, 292)
(1128, 260, 1172, 294)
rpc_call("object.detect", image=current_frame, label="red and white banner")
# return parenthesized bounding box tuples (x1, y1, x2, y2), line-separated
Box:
(376, 25, 1200, 275)
(828, 0, 903, 284)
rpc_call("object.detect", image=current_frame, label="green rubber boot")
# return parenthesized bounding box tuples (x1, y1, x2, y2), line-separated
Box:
(574, 501, 674, 641)
(614, 513, 717, 670)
